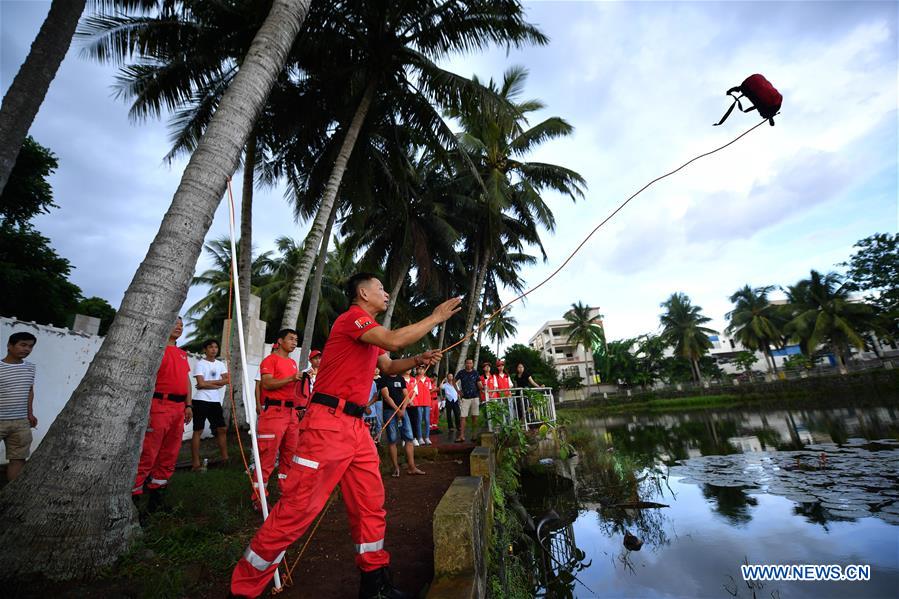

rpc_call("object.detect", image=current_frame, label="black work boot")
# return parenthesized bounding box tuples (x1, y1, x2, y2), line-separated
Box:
(359, 567, 414, 599)
(147, 487, 168, 514)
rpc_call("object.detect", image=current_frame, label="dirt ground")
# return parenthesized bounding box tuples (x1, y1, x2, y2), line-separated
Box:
(215, 452, 470, 598)
(9, 430, 474, 598)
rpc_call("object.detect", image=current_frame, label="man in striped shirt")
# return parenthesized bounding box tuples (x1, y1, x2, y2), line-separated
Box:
(1, 331, 38, 481)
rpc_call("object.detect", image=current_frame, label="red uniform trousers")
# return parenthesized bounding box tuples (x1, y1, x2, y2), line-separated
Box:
(133, 397, 186, 495)
(231, 403, 389, 597)
(254, 404, 300, 500)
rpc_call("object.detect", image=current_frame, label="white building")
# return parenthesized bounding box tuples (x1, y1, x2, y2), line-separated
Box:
(528, 306, 602, 390)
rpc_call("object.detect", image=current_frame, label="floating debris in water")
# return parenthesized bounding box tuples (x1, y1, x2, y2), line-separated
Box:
(672, 443, 899, 526)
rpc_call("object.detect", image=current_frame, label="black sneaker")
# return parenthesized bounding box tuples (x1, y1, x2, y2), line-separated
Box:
(358, 567, 414, 599)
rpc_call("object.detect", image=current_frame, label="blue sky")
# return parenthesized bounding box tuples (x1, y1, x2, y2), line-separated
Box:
(2, 1, 896, 349)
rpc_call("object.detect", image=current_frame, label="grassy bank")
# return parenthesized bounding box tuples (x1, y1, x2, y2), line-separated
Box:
(561, 367, 899, 416)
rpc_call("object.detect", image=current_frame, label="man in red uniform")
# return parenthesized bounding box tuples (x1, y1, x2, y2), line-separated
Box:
(295, 348, 321, 420)
(254, 328, 302, 509)
(230, 273, 461, 599)
(132, 317, 193, 512)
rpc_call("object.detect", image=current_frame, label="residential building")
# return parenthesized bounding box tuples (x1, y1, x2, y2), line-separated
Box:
(529, 306, 602, 389)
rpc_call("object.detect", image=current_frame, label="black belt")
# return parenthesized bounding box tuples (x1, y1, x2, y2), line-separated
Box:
(311, 393, 366, 418)
(263, 398, 295, 408)
(153, 392, 186, 402)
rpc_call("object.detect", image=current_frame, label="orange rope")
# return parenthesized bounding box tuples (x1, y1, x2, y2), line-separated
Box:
(248, 118, 770, 583)
(278, 490, 339, 591)
(440, 119, 769, 354)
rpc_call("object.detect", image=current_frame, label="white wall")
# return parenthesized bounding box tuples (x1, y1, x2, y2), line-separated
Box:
(1, 317, 262, 464)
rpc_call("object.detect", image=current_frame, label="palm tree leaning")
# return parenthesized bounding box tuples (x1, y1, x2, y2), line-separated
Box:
(0, 0, 89, 194)
(278, 0, 548, 331)
(725, 284, 782, 374)
(782, 270, 880, 373)
(452, 66, 586, 373)
(0, 0, 311, 579)
(564, 301, 605, 393)
(659, 292, 717, 383)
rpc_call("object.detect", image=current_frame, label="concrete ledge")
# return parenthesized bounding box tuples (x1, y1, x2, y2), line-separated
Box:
(430, 476, 487, 598)
(469, 446, 494, 483)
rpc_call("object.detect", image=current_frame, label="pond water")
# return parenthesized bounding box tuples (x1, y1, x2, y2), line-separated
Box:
(523, 404, 899, 598)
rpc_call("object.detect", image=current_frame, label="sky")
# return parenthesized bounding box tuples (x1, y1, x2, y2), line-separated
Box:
(1, 1, 896, 351)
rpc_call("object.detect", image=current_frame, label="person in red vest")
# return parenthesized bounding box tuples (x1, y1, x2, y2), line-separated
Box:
(493, 360, 512, 398)
(429, 375, 440, 434)
(230, 273, 461, 599)
(477, 361, 492, 402)
(132, 316, 193, 512)
(253, 328, 302, 510)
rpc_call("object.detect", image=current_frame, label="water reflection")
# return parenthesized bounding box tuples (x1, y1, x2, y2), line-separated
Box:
(521, 404, 899, 598)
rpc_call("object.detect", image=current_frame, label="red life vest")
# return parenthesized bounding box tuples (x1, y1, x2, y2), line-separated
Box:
(715, 74, 782, 127)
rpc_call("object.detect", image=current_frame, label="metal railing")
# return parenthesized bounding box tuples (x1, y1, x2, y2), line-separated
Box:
(486, 386, 557, 431)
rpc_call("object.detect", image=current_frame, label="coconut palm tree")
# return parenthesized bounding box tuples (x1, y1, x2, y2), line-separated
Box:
(725, 284, 782, 373)
(451, 66, 586, 372)
(0, 0, 310, 578)
(564, 301, 605, 392)
(278, 0, 548, 330)
(184, 237, 275, 350)
(0, 0, 89, 194)
(486, 309, 518, 358)
(659, 292, 717, 383)
(781, 270, 881, 372)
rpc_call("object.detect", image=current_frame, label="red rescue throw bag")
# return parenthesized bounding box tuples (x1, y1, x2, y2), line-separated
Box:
(714, 74, 782, 127)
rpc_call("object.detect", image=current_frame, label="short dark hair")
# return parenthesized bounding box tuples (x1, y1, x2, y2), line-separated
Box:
(8, 332, 37, 345)
(344, 272, 379, 303)
(277, 328, 298, 341)
(202, 339, 219, 350)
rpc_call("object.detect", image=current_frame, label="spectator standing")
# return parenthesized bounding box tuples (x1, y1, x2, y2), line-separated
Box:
(378, 370, 419, 475)
(365, 367, 382, 443)
(429, 375, 440, 434)
(132, 317, 193, 511)
(478, 362, 492, 402)
(403, 369, 422, 447)
(441, 373, 460, 439)
(454, 358, 479, 443)
(414, 366, 432, 445)
(0, 332, 38, 482)
(514, 362, 540, 388)
(254, 329, 301, 510)
(191, 339, 230, 470)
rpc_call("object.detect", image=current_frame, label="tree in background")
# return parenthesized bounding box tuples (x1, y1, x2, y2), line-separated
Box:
(842, 232, 898, 340)
(659, 292, 716, 383)
(0, 137, 85, 326)
(781, 270, 881, 372)
(564, 302, 605, 390)
(731, 351, 758, 377)
(725, 284, 782, 373)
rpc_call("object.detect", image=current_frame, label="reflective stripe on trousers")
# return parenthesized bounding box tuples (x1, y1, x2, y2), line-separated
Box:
(243, 547, 285, 571)
(355, 539, 384, 554)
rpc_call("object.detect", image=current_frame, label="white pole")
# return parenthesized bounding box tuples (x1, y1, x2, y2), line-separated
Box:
(226, 184, 282, 590)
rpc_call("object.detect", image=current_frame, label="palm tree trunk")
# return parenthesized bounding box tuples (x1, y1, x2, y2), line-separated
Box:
(0, 0, 309, 580)
(227, 135, 257, 430)
(691, 357, 701, 383)
(472, 292, 489, 369)
(454, 247, 487, 373)
(382, 253, 412, 330)
(298, 206, 338, 365)
(0, 0, 86, 195)
(764, 341, 777, 374)
(435, 322, 447, 380)
(279, 80, 377, 330)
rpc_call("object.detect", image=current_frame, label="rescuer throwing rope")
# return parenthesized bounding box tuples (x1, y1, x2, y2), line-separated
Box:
(230, 273, 461, 598)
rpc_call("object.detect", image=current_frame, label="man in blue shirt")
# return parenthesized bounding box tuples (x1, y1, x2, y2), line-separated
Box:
(454, 358, 479, 442)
